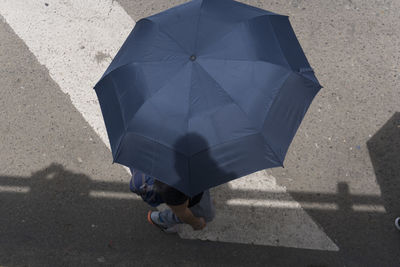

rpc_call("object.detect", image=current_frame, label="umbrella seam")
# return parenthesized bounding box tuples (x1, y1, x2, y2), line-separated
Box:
(260, 134, 284, 167)
(266, 14, 322, 87)
(188, 132, 261, 158)
(199, 58, 294, 82)
(266, 16, 292, 70)
(186, 63, 195, 146)
(195, 62, 260, 131)
(109, 75, 127, 130)
(95, 59, 185, 89)
(198, 58, 299, 86)
(195, 64, 257, 129)
(108, 75, 127, 162)
(113, 133, 126, 163)
(267, 16, 321, 87)
(197, 13, 285, 56)
(148, 98, 171, 178)
(125, 62, 189, 132)
(150, 19, 191, 55)
(199, 58, 321, 89)
(195, 64, 225, 144)
(193, 0, 205, 53)
(122, 132, 265, 160)
(259, 73, 294, 166)
(123, 132, 188, 157)
(109, 62, 186, 162)
(292, 70, 323, 88)
(112, 73, 302, 166)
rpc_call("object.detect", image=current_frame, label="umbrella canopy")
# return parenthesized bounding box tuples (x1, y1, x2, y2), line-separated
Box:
(94, 0, 322, 197)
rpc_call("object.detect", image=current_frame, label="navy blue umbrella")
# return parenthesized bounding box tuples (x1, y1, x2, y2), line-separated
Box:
(94, 0, 322, 197)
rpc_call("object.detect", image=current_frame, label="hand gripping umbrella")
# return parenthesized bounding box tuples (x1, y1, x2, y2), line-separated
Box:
(94, 0, 322, 197)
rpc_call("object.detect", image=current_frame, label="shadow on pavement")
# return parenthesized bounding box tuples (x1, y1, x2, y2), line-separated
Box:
(0, 163, 337, 267)
(287, 112, 400, 266)
(367, 112, 400, 220)
(1, 116, 399, 266)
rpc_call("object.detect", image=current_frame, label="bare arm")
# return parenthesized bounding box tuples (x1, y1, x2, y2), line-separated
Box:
(168, 200, 206, 230)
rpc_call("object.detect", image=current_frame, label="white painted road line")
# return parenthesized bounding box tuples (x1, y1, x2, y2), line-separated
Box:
(0, 185, 30, 193)
(0, 0, 339, 250)
(352, 204, 386, 213)
(227, 199, 387, 213)
(227, 198, 339, 210)
(89, 190, 140, 200)
(0, 0, 134, 148)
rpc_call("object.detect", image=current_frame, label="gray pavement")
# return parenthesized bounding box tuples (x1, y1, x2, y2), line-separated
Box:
(1, 0, 400, 266)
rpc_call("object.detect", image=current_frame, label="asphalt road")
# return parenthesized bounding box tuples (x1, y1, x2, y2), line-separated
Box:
(1, 0, 399, 266)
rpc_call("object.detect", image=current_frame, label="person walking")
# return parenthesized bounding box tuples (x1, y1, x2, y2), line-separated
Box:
(129, 168, 215, 233)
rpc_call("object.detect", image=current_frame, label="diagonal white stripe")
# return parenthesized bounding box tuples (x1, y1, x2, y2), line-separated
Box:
(178, 171, 339, 250)
(0, 0, 134, 148)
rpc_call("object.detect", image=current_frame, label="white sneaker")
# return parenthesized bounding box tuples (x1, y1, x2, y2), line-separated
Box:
(147, 211, 178, 234)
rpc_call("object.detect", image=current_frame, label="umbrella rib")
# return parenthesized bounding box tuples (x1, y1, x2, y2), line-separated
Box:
(124, 62, 189, 131)
(202, 58, 292, 74)
(195, 63, 259, 131)
(265, 15, 291, 71)
(261, 134, 284, 167)
(258, 73, 294, 166)
(200, 58, 321, 87)
(125, 132, 188, 157)
(112, 62, 188, 161)
(197, 20, 243, 55)
(186, 63, 195, 140)
(108, 74, 129, 162)
(188, 132, 261, 158)
(154, 24, 191, 55)
(196, 14, 319, 85)
(197, 14, 284, 56)
(114, 64, 187, 161)
(95, 59, 184, 89)
(193, 0, 205, 53)
(197, 60, 293, 165)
